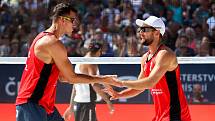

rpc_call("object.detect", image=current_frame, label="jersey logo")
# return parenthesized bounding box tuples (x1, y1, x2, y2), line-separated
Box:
(151, 89, 163, 95)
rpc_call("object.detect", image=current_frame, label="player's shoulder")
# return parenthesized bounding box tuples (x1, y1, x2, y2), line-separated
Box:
(35, 34, 59, 47)
(39, 36, 67, 58)
(157, 45, 178, 68)
(158, 45, 176, 59)
(43, 34, 59, 45)
(156, 45, 177, 67)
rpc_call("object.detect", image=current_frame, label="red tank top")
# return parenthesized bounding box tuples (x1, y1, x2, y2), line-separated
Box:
(16, 32, 60, 114)
(144, 45, 191, 121)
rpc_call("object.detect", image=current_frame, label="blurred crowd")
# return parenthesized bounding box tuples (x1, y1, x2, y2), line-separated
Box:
(0, 0, 215, 57)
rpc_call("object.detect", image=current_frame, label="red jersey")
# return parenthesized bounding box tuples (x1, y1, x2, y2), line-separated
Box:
(16, 32, 60, 114)
(144, 45, 191, 121)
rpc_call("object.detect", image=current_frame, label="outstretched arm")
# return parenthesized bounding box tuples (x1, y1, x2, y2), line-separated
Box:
(92, 84, 114, 114)
(87, 64, 115, 113)
(63, 87, 76, 121)
(69, 87, 76, 111)
(106, 88, 143, 100)
(48, 40, 121, 86)
(120, 50, 177, 90)
(106, 55, 146, 100)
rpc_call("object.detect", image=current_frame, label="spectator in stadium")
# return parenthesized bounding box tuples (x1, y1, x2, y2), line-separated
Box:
(112, 34, 126, 57)
(101, 0, 120, 26)
(190, 84, 208, 103)
(184, 27, 198, 52)
(60, 33, 84, 57)
(196, 36, 210, 56)
(166, 0, 183, 25)
(193, 0, 210, 25)
(1, 0, 215, 57)
(192, 23, 204, 42)
(9, 37, 20, 57)
(207, 2, 215, 35)
(166, 21, 181, 50)
(0, 3, 12, 33)
(0, 34, 10, 57)
(175, 35, 196, 57)
(125, 36, 140, 57)
(208, 26, 215, 56)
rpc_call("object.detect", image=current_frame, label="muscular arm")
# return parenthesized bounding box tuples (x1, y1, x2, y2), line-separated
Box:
(86, 64, 114, 113)
(70, 87, 76, 106)
(67, 87, 76, 111)
(47, 40, 117, 85)
(92, 84, 109, 102)
(121, 50, 177, 90)
(116, 88, 143, 99)
(92, 83, 115, 113)
(63, 86, 76, 120)
(108, 55, 147, 99)
(87, 65, 112, 104)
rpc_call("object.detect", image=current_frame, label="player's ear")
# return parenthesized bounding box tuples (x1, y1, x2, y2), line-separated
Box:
(61, 18, 66, 24)
(58, 17, 65, 24)
(155, 30, 160, 36)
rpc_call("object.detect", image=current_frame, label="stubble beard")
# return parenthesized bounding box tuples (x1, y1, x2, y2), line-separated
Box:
(142, 37, 154, 46)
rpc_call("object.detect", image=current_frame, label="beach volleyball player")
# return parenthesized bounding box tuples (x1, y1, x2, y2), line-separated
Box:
(106, 16, 191, 121)
(15, 3, 120, 121)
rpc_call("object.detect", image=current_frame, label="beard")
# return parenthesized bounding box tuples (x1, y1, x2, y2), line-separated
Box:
(142, 38, 154, 46)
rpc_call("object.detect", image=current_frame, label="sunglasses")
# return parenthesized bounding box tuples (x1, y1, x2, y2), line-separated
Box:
(60, 16, 77, 23)
(138, 27, 157, 33)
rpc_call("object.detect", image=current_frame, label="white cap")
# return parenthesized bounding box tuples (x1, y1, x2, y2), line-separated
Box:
(136, 16, 165, 36)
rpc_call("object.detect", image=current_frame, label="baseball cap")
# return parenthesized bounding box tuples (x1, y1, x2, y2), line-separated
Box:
(136, 16, 165, 36)
(95, 28, 102, 34)
(84, 40, 103, 51)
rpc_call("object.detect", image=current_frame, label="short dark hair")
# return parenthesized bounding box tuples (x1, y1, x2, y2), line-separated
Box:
(51, 3, 77, 21)
(88, 40, 103, 53)
(179, 35, 189, 41)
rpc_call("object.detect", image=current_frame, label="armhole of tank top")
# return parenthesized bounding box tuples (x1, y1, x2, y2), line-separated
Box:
(31, 33, 44, 56)
(31, 32, 53, 63)
(167, 64, 179, 72)
(43, 31, 55, 36)
(32, 32, 49, 47)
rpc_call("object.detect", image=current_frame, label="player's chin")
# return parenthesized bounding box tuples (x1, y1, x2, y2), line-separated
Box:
(140, 39, 146, 44)
(69, 26, 76, 33)
(66, 31, 72, 36)
(72, 25, 78, 31)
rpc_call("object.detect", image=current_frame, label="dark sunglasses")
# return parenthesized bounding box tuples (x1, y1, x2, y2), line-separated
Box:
(60, 16, 77, 23)
(139, 27, 156, 33)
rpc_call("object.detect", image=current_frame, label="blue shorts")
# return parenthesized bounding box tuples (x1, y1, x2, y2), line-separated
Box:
(16, 102, 64, 121)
